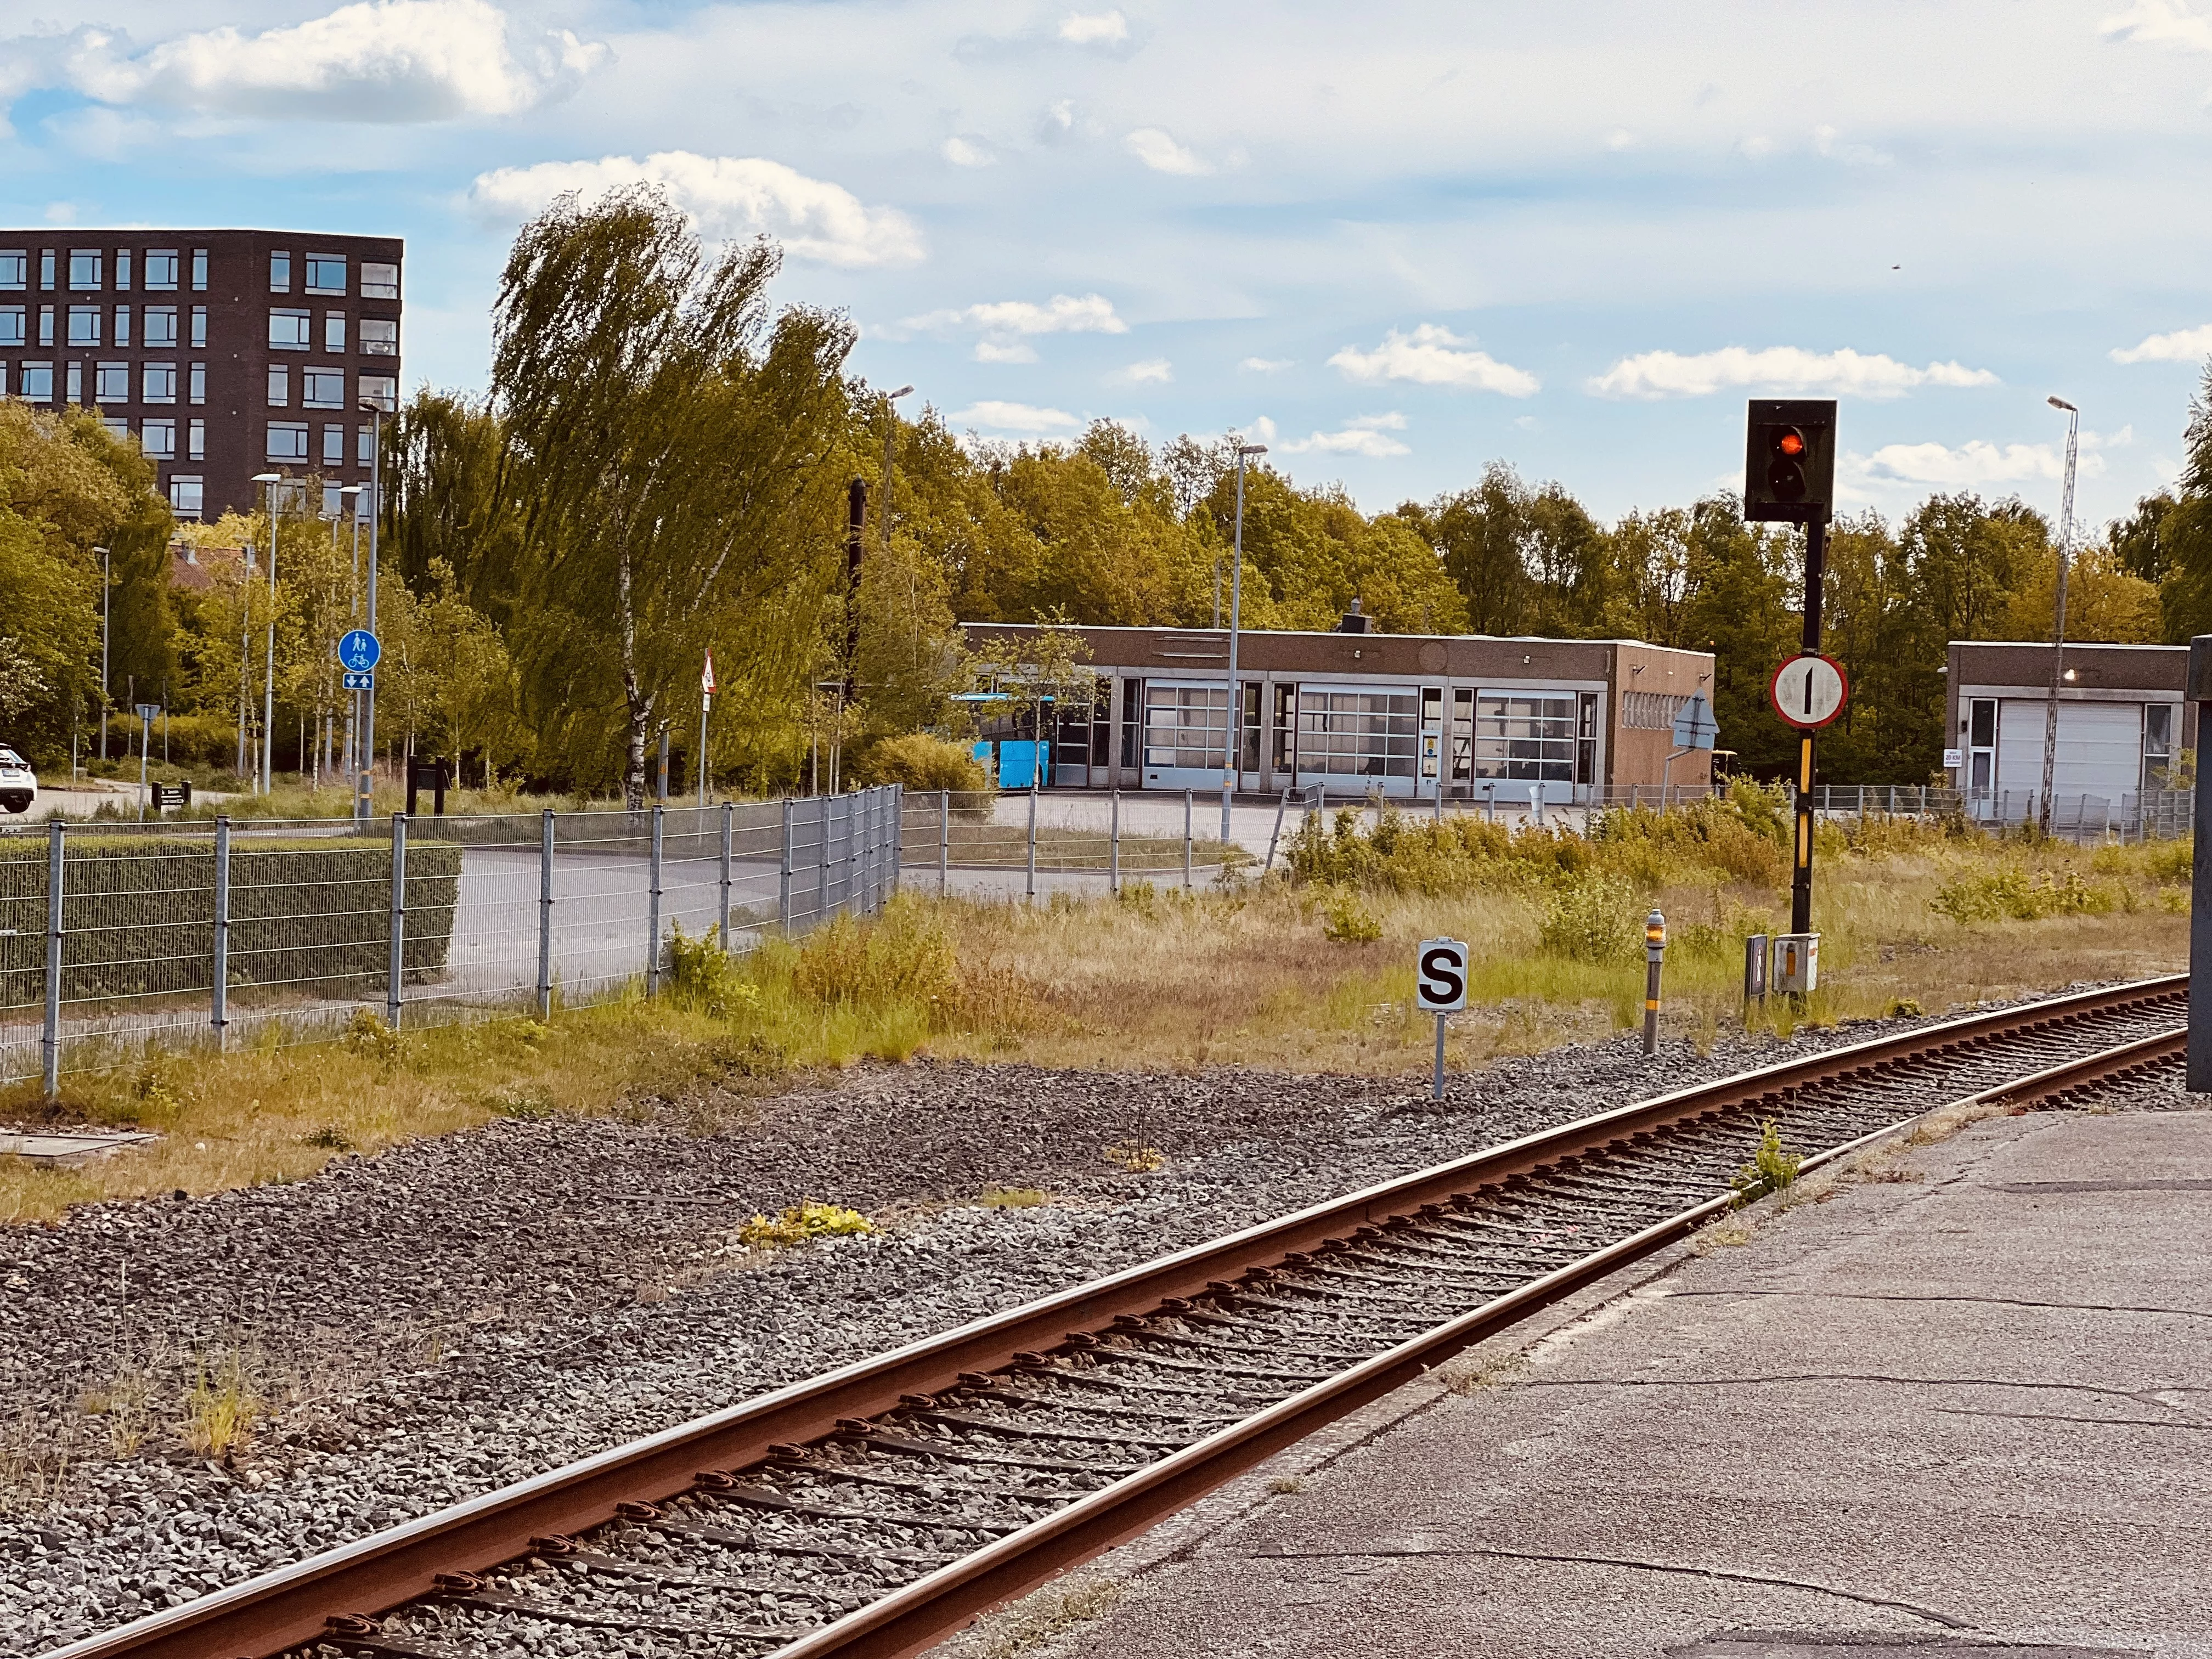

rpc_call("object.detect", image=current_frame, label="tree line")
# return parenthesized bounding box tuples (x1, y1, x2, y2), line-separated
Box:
(5, 186, 2210, 801)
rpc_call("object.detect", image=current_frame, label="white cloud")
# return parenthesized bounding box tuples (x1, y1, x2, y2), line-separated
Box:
(1329, 324, 1540, 397)
(1240, 356, 1294, 373)
(1855, 438, 2111, 487)
(2112, 323, 2212, 363)
(974, 340, 1038, 364)
(903, 292, 1126, 360)
(1059, 10, 1130, 46)
(1587, 345, 1998, 400)
(1813, 124, 1891, 166)
(950, 400, 1082, 434)
(1115, 358, 1173, 383)
(1124, 127, 1211, 175)
(469, 151, 923, 268)
(1280, 420, 1412, 459)
(2102, 0, 2212, 53)
(65, 0, 607, 122)
(942, 136, 995, 168)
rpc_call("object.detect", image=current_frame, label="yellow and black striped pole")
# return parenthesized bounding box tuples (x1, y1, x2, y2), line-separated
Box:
(1791, 514, 1829, 935)
(1643, 908, 1667, 1058)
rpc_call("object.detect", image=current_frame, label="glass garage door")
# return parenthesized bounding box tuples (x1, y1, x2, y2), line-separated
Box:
(1293, 686, 1420, 793)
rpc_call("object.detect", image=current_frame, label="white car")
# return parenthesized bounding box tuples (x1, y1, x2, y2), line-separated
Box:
(0, 748, 36, 814)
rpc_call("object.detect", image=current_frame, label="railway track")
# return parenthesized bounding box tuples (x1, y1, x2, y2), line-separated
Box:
(50, 975, 2191, 1659)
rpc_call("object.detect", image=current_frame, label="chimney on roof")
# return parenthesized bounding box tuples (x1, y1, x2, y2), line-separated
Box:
(1337, 598, 1370, 635)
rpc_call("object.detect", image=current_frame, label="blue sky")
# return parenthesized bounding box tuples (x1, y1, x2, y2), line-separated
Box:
(5, 0, 2211, 530)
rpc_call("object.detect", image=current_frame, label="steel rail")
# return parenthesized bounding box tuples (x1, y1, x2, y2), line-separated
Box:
(45, 973, 2187, 1659)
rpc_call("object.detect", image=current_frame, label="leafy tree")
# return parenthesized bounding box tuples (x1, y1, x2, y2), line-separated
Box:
(2155, 365, 2212, 642)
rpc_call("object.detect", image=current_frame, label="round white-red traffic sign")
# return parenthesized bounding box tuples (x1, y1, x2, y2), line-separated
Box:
(1769, 653, 1848, 730)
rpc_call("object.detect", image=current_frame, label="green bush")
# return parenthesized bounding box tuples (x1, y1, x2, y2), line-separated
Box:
(1539, 871, 1643, 963)
(856, 733, 991, 795)
(1930, 864, 2118, 924)
(0, 831, 460, 1008)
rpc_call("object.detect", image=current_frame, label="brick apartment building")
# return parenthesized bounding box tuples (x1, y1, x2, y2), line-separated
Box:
(0, 229, 402, 521)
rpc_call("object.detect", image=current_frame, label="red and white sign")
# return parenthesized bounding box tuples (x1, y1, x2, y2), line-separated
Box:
(1768, 653, 1847, 729)
(702, 651, 718, 698)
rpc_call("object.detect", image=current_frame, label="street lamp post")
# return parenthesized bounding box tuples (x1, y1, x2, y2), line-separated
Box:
(340, 484, 364, 781)
(881, 385, 913, 557)
(255, 474, 283, 795)
(95, 547, 110, 763)
(2039, 397, 2079, 836)
(357, 398, 386, 821)
(1222, 442, 1267, 841)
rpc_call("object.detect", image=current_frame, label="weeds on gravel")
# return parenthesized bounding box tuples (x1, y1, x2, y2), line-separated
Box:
(1730, 1120, 1804, 1206)
(737, 1201, 873, 1249)
(979, 1187, 1052, 1208)
(182, 1350, 262, 1462)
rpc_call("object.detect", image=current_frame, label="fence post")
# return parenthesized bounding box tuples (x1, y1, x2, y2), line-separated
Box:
(211, 816, 230, 1051)
(939, 789, 950, 897)
(816, 794, 830, 922)
(537, 809, 555, 1022)
(846, 792, 861, 916)
(1183, 789, 1193, 890)
(646, 803, 664, 995)
(1026, 781, 1038, 900)
(41, 821, 64, 1098)
(1110, 788, 1120, 895)
(779, 798, 794, 930)
(387, 813, 407, 1031)
(890, 784, 903, 901)
(719, 801, 734, 950)
(1266, 785, 1290, 874)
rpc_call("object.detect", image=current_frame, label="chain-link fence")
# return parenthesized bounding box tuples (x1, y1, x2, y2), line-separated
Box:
(0, 786, 903, 1092)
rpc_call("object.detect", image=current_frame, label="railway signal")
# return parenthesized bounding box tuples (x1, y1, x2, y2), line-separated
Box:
(1747, 399, 1839, 937)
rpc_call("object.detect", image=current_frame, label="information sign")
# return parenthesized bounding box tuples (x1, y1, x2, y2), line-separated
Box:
(337, 629, 382, 673)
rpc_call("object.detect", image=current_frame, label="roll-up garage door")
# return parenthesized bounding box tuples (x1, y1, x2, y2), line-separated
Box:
(1994, 701, 2141, 810)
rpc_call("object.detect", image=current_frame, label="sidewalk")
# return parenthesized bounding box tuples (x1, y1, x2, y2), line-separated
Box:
(990, 1106, 2212, 1659)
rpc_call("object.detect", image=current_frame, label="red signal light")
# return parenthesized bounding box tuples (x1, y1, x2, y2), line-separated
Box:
(1778, 430, 1805, 457)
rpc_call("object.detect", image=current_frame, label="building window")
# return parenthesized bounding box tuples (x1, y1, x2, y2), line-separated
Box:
(325, 312, 346, 352)
(0, 365, 8, 396)
(270, 251, 291, 292)
(189, 363, 205, 404)
(143, 363, 177, 404)
(2145, 704, 2180, 791)
(269, 308, 311, 349)
(302, 368, 346, 408)
(188, 419, 205, 460)
(0, 251, 25, 290)
(360, 317, 398, 357)
(95, 362, 130, 403)
(142, 306, 177, 348)
(0, 306, 22, 347)
(115, 250, 132, 291)
(144, 250, 179, 291)
(66, 363, 83, 403)
(115, 306, 131, 346)
(322, 483, 347, 516)
(142, 418, 175, 459)
(170, 476, 204, 518)
(20, 362, 52, 402)
(40, 250, 55, 290)
(357, 424, 375, 464)
(38, 305, 53, 346)
(267, 364, 290, 405)
(69, 250, 101, 290)
(361, 262, 399, 300)
(358, 375, 397, 411)
(267, 421, 309, 461)
(321, 424, 346, 464)
(190, 306, 207, 348)
(305, 254, 347, 295)
(67, 306, 101, 346)
(191, 249, 208, 291)
(102, 416, 130, 441)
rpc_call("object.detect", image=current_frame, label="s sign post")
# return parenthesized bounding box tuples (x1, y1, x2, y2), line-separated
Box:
(1415, 937, 1469, 1102)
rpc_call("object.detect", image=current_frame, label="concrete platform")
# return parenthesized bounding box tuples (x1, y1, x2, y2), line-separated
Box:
(988, 1109, 2212, 1659)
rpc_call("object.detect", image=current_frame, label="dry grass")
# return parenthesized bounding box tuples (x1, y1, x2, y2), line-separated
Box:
(0, 818, 2189, 1227)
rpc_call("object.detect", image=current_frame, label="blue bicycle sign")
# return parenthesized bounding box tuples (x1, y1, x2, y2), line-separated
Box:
(337, 629, 382, 673)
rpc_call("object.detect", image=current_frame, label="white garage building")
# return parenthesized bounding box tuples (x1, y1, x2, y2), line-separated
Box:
(1945, 641, 2190, 827)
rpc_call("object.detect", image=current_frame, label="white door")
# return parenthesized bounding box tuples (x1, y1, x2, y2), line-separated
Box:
(1994, 701, 2141, 820)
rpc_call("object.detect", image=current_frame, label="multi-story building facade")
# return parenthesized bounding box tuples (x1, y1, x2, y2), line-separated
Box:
(0, 229, 402, 521)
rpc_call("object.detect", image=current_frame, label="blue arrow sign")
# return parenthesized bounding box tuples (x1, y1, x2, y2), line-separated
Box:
(342, 670, 375, 691)
(337, 629, 382, 673)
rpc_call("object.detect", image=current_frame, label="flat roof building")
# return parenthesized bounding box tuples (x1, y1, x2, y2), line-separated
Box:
(961, 620, 1718, 804)
(1946, 640, 2191, 826)
(0, 229, 402, 522)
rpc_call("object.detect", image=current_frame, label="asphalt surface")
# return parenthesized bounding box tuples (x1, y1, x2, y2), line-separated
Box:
(981, 1107, 2212, 1659)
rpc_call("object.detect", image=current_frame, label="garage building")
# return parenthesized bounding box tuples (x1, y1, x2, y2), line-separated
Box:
(961, 618, 1717, 804)
(1945, 640, 2191, 825)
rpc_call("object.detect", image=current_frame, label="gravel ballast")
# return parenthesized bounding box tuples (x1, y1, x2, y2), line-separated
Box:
(0, 996, 2185, 1655)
